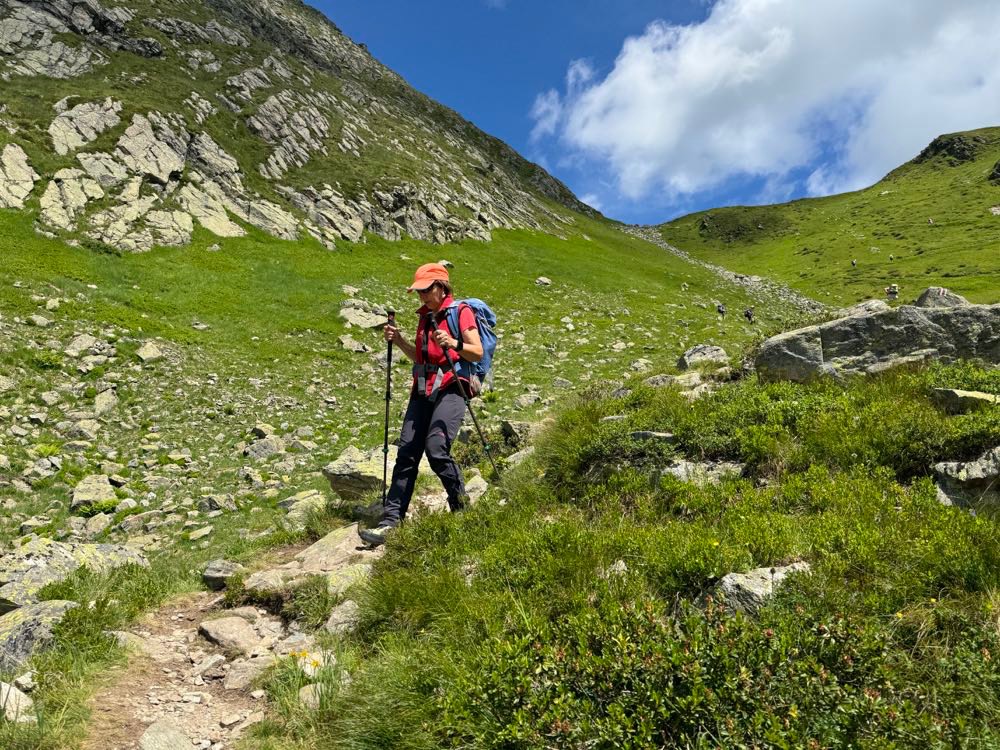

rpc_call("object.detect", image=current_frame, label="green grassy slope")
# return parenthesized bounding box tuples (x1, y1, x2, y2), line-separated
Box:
(657, 127, 1000, 305)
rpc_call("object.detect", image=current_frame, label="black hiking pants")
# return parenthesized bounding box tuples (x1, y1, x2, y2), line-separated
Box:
(381, 385, 467, 528)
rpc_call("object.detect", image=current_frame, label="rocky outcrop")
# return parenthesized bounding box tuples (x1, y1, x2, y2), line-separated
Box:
(934, 446, 1000, 508)
(0, 537, 148, 612)
(755, 289, 1000, 382)
(247, 91, 329, 179)
(678, 344, 728, 370)
(0, 600, 78, 670)
(48, 97, 122, 155)
(39, 168, 104, 230)
(0, 143, 39, 208)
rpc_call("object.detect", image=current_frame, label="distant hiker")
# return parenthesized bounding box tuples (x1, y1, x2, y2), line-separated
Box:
(716, 303, 727, 319)
(889, 254, 895, 261)
(851, 259, 857, 267)
(743, 307, 755, 324)
(359, 263, 484, 547)
(885, 283, 899, 301)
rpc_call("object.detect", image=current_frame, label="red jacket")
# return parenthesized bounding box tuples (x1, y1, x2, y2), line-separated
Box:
(412, 295, 477, 397)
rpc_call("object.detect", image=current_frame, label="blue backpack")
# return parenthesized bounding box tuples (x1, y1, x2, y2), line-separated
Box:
(445, 298, 497, 387)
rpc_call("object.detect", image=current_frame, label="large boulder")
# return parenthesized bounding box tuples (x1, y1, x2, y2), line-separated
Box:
(914, 286, 971, 309)
(0, 538, 148, 613)
(756, 291, 1000, 382)
(0, 600, 79, 671)
(71, 474, 116, 510)
(934, 446, 1000, 507)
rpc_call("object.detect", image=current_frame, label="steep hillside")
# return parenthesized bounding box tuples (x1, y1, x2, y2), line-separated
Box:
(656, 127, 1000, 305)
(0, 0, 593, 253)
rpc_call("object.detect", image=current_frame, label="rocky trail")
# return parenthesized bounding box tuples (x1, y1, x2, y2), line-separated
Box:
(79, 521, 385, 750)
(625, 225, 828, 316)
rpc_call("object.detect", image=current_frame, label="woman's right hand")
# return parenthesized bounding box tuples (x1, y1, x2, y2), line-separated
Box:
(384, 324, 399, 343)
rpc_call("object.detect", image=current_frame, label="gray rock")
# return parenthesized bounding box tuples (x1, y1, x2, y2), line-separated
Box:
(0, 143, 39, 209)
(678, 344, 728, 370)
(645, 371, 702, 389)
(934, 446, 1000, 507)
(139, 719, 190, 750)
(114, 113, 188, 186)
(514, 393, 541, 409)
(223, 655, 273, 691)
(500, 420, 535, 448)
(48, 97, 122, 156)
(198, 617, 262, 655)
(64, 333, 97, 357)
(280, 489, 327, 531)
(0, 537, 147, 612)
(535, 276, 552, 286)
(506, 446, 535, 466)
(202, 559, 245, 591)
(0, 600, 79, 671)
(39, 168, 104, 230)
(93, 389, 117, 416)
(71, 474, 115, 510)
(914, 287, 970, 309)
(932, 388, 999, 414)
(629, 431, 677, 444)
(660, 459, 745, 487)
(136, 342, 163, 362)
(756, 295, 1000, 382)
(716, 562, 811, 614)
(324, 599, 360, 634)
(245, 436, 285, 460)
(323, 445, 432, 501)
(0, 681, 36, 723)
(298, 683, 327, 710)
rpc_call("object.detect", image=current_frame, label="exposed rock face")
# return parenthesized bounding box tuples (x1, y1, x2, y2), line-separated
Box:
(0, 537, 148, 612)
(914, 286, 971, 309)
(932, 388, 1000, 414)
(0, 143, 39, 208)
(716, 562, 811, 614)
(48, 97, 122, 155)
(756, 290, 1000, 382)
(0, 0, 595, 253)
(934, 446, 1000, 508)
(0, 600, 78, 670)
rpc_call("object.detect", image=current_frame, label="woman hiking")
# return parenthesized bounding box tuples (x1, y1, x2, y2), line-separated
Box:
(359, 262, 484, 547)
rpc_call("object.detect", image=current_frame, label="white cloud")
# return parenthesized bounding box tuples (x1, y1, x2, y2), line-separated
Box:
(533, 0, 1000, 202)
(529, 89, 562, 143)
(580, 193, 604, 211)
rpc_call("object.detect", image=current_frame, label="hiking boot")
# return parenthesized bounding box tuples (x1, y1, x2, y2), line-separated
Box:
(448, 494, 471, 513)
(358, 524, 394, 547)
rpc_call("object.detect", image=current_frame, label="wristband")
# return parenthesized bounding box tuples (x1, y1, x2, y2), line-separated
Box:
(454, 338, 464, 352)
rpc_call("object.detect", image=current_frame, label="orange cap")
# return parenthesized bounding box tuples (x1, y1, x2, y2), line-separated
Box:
(407, 262, 450, 292)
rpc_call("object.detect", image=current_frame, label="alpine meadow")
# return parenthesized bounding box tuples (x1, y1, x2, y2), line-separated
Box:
(0, 1, 997, 749)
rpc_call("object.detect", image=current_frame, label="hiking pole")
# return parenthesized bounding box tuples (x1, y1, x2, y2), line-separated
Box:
(381, 310, 396, 506)
(428, 316, 502, 479)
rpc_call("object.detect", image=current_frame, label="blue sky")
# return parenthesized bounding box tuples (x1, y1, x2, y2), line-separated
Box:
(311, 1, 1000, 225)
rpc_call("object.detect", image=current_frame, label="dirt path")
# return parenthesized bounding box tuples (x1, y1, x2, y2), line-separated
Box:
(81, 593, 265, 750)
(625, 225, 829, 315)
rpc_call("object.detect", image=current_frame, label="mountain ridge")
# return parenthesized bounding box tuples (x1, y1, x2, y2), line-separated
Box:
(0, 0, 595, 254)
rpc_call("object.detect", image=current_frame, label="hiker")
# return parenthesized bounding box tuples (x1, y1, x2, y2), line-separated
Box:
(716, 303, 727, 319)
(885, 283, 899, 301)
(359, 262, 483, 547)
(851, 259, 857, 267)
(743, 307, 755, 324)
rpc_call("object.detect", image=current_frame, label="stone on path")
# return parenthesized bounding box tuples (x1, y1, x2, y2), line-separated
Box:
(716, 562, 811, 614)
(140, 719, 190, 750)
(198, 616, 263, 656)
(280, 489, 327, 531)
(0, 681, 36, 723)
